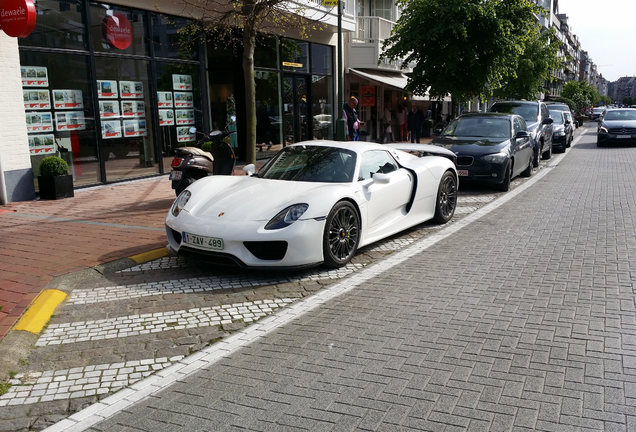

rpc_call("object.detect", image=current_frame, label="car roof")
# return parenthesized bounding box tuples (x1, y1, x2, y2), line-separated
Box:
(457, 112, 515, 119)
(491, 100, 540, 106)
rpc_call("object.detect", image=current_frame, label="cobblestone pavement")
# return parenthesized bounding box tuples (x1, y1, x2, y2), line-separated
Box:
(2, 127, 620, 431)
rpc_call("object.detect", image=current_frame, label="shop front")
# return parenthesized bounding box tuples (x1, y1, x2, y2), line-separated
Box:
(18, 0, 205, 190)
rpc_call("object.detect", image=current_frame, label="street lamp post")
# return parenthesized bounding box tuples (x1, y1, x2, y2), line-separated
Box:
(335, 0, 347, 140)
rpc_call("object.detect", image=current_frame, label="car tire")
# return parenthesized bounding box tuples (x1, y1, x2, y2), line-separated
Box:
(496, 162, 512, 192)
(542, 141, 552, 160)
(597, 140, 604, 148)
(520, 155, 533, 178)
(532, 146, 540, 168)
(566, 134, 572, 148)
(322, 201, 360, 268)
(433, 170, 457, 224)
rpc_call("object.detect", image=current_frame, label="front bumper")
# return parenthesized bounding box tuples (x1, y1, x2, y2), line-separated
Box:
(456, 157, 508, 185)
(165, 211, 326, 268)
(597, 132, 636, 146)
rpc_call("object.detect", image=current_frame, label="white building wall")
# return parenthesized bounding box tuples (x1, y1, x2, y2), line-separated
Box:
(0, 33, 34, 203)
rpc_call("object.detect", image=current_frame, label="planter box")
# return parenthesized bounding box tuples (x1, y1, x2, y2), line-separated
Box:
(38, 175, 74, 200)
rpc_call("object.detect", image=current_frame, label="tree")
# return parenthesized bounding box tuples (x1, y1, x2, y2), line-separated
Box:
(493, 27, 562, 100)
(562, 80, 602, 112)
(177, 1, 325, 164)
(381, 0, 543, 104)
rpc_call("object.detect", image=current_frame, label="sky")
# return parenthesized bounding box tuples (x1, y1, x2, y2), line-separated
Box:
(556, 0, 636, 82)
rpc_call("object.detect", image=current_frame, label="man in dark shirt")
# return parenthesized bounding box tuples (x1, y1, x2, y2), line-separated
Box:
(342, 96, 360, 141)
(407, 103, 424, 143)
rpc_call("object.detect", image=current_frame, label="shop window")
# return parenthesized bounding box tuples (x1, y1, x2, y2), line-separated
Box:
(254, 35, 278, 69)
(90, 3, 149, 56)
(19, 0, 87, 51)
(281, 39, 308, 73)
(311, 44, 332, 75)
(156, 62, 202, 164)
(311, 75, 333, 140)
(255, 70, 282, 156)
(152, 15, 199, 61)
(94, 57, 156, 181)
(20, 51, 98, 187)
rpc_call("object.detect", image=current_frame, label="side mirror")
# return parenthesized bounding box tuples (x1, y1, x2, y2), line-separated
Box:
(514, 130, 530, 140)
(564, 120, 571, 125)
(542, 118, 553, 125)
(372, 172, 391, 184)
(242, 163, 256, 176)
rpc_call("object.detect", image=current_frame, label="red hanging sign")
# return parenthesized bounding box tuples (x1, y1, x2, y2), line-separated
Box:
(103, 12, 132, 50)
(0, 0, 36, 38)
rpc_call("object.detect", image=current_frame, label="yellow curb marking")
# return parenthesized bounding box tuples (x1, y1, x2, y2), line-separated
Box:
(130, 247, 170, 264)
(14, 289, 67, 334)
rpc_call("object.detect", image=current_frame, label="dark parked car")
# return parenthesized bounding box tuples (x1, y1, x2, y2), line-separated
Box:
(431, 113, 533, 191)
(597, 108, 636, 147)
(548, 110, 573, 152)
(591, 106, 606, 120)
(489, 100, 553, 167)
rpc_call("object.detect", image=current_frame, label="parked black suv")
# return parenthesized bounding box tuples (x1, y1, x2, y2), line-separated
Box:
(489, 101, 554, 167)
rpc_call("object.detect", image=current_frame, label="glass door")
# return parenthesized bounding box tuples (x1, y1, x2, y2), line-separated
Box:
(282, 75, 310, 146)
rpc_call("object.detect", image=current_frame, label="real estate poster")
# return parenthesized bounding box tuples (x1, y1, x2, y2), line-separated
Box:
(26, 112, 54, 133)
(121, 100, 145, 118)
(119, 81, 144, 99)
(21, 66, 49, 87)
(172, 74, 193, 91)
(28, 134, 56, 155)
(52, 89, 84, 109)
(123, 119, 148, 137)
(99, 100, 120, 118)
(159, 109, 174, 126)
(173, 92, 193, 108)
(55, 111, 87, 131)
(175, 109, 195, 125)
(23, 90, 51, 110)
(97, 80, 118, 98)
(176, 126, 195, 142)
(101, 120, 122, 139)
(157, 92, 173, 108)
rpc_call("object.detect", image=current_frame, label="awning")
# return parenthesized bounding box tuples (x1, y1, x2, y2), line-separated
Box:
(349, 68, 409, 91)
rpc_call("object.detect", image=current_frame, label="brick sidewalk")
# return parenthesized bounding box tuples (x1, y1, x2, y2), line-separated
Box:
(0, 177, 173, 339)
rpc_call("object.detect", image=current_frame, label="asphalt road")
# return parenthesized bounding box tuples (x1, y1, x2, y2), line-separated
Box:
(3, 124, 636, 431)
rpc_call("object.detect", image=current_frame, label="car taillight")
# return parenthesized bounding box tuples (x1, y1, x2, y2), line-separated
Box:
(171, 158, 183, 168)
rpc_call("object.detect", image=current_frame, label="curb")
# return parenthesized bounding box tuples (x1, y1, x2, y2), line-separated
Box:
(13, 290, 67, 334)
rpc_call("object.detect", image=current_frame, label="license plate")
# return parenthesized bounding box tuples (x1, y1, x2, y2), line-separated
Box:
(617, 135, 631, 139)
(169, 171, 182, 181)
(457, 170, 469, 176)
(183, 232, 224, 250)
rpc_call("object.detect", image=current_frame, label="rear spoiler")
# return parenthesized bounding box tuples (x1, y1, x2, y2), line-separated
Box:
(387, 143, 457, 165)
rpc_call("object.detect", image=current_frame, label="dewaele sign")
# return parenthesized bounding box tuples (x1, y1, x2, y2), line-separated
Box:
(0, 0, 36, 38)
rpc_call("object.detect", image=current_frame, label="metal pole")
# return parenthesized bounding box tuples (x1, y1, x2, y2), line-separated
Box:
(335, 0, 347, 140)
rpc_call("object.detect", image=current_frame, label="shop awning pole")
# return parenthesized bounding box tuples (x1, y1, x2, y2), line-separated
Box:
(335, 0, 346, 141)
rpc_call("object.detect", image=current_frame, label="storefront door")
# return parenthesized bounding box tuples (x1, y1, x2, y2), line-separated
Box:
(282, 75, 310, 145)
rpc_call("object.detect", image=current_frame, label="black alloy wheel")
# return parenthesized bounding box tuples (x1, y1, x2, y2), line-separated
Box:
(496, 161, 512, 192)
(323, 201, 360, 268)
(433, 170, 457, 223)
(532, 146, 540, 168)
(542, 141, 552, 160)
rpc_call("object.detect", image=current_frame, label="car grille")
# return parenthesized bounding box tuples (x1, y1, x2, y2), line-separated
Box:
(456, 156, 474, 166)
(608, 128, 636, 134)
(244, 241, 288, 260)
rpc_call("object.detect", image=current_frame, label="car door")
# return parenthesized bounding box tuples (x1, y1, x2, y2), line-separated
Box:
(512, 116, 532, 177)
(358, 150, 412, 235)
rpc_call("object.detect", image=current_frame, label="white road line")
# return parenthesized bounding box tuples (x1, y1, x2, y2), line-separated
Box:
(44, 133, 584, 431)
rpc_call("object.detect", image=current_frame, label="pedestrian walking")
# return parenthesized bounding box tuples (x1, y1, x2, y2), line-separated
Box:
(407, 103, 424, 143)
(342, 96, 360, 141)
(383, 103, 393, 143)
(397, 103, 408, 141)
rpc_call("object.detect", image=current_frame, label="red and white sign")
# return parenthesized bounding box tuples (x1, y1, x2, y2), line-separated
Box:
(103, 12, 132, 50)
(0, 0, 36, 38)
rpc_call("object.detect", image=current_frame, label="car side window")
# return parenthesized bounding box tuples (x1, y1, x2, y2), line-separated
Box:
(359, 150, 399, 181)
(513, 117, 524, 135)
(540, 104, 549, 120)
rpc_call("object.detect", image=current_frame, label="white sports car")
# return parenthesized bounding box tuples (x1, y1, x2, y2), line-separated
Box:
(165, 141, 458, 269)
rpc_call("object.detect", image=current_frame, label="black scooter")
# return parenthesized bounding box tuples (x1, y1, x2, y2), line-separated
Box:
(169, 128, 236, 196)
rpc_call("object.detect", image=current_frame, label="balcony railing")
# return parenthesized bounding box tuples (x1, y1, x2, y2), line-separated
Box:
(353, 16, 396, 43)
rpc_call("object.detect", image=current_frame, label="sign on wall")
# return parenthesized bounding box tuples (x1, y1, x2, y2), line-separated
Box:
(102, 12, 132, 50)
(0, 0, 36, 38)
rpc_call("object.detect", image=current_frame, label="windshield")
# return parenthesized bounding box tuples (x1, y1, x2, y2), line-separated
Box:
(491, 104, 538, 123)
(443, 117, 511, 138)
(548, 111, 564, 124)
(257, 146, 357, 183)
(603, 110, 636, 121)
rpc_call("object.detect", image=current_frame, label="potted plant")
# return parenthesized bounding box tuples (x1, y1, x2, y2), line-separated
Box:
(422, 119, 434, 137)
(38, 156, 74, 200)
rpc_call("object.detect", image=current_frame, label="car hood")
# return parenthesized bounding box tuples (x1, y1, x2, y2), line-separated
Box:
(431, 136, 509, 155)
(182, 175, 343, 222)
(553, 124, 565, 133)
(602, 119, 636, 128)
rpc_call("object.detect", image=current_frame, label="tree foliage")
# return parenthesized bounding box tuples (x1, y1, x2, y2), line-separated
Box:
(493, 27, 562, 100)
(562, 80, 602, 111)
(176, 1, 325, 164)
(381, 0, 543, 102)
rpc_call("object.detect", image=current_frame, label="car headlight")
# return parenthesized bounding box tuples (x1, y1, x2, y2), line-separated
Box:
(481, 153, 508, 163)
(265, 203, 309, 230)
(598, 126, 608, 134)
(554, 130, 566, 137)
(171, 190, 191, 217)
